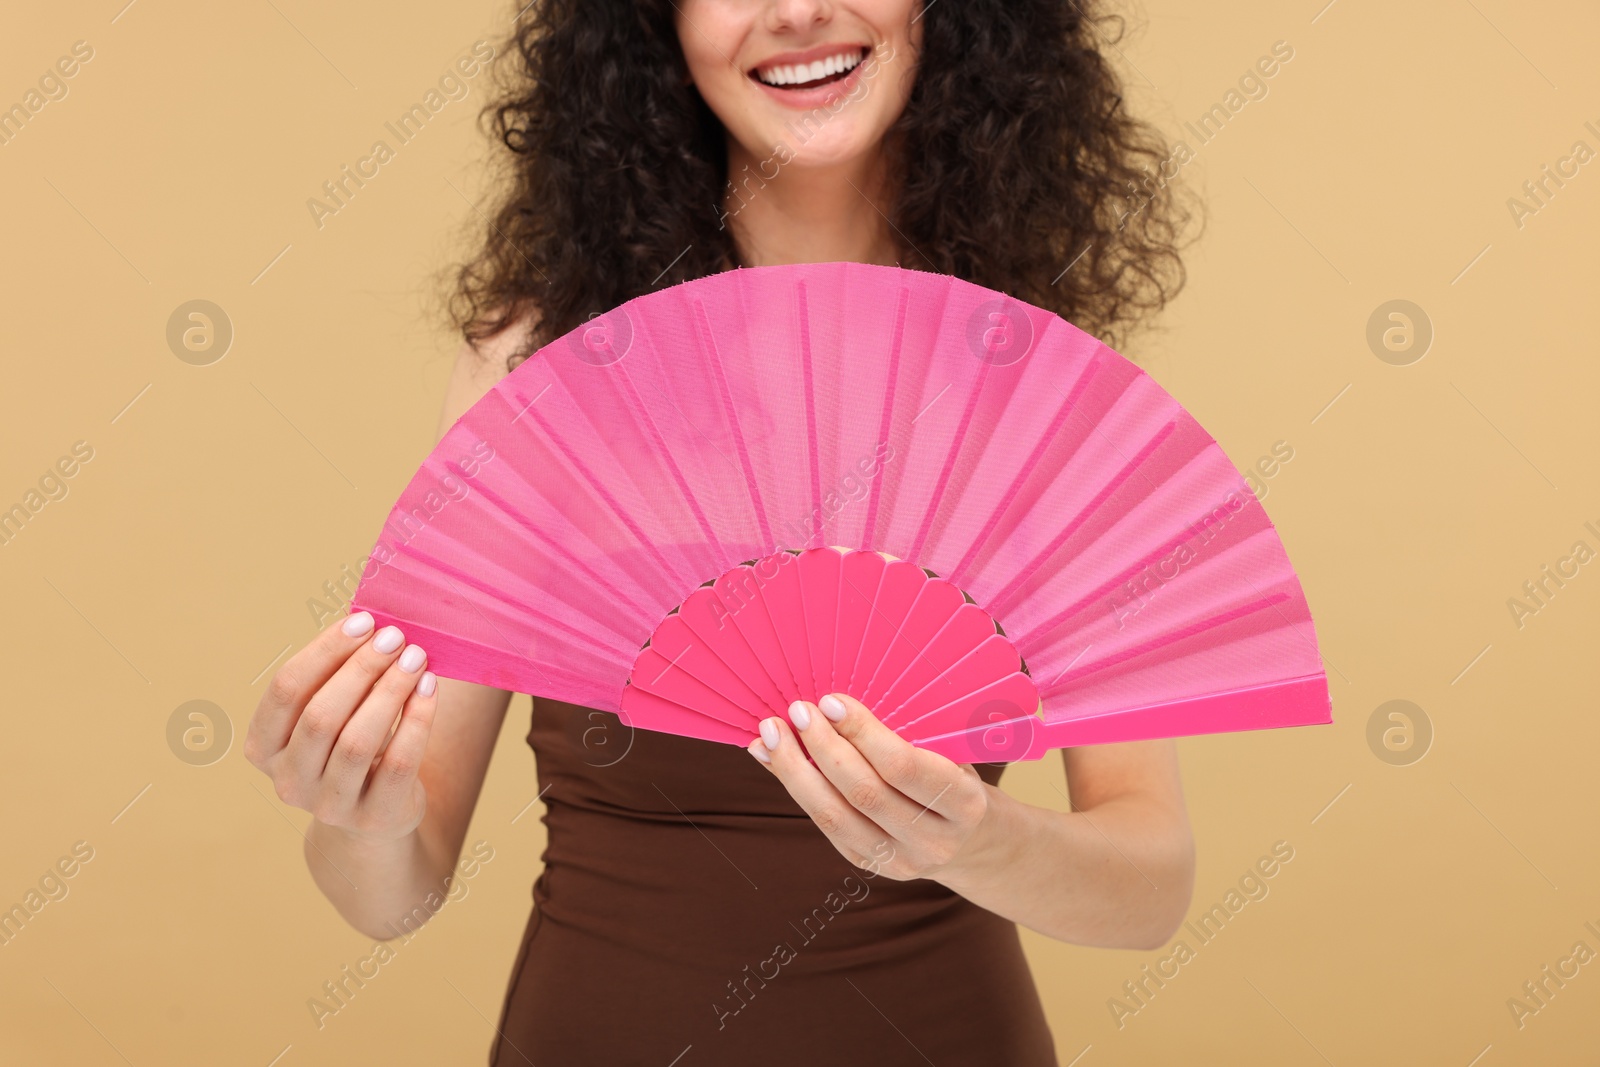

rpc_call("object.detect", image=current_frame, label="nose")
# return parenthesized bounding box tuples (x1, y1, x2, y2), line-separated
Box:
(766, 0, 833, 33)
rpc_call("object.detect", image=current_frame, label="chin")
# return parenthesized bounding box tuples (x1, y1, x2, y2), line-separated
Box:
(779, 127, 883, 170)
(729, 112, 887, 172)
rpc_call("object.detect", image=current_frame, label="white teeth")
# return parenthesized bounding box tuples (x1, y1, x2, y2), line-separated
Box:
(756, 49, 863, 87)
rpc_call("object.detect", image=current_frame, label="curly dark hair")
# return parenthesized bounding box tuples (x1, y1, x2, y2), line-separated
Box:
(450, 0, 1197, 370)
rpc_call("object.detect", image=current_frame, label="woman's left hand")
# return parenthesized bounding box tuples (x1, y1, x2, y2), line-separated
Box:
(748, 693, 1006, 885)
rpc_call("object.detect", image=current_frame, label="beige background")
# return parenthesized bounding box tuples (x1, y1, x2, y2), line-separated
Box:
(3, 1, 1597, 1063)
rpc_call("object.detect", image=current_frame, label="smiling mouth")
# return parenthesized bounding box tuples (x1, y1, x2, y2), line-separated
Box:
(751, 47, 870, 90)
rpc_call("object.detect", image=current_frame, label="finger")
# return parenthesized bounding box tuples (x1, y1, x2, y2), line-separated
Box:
(249, 610, 379, 761)
(280, 625, 411, 786)
(362, 671, 439, 824)
(784, 699, 929, 836)
(319, 645, 430, 811)
(816, 693, 976, 821)
(749, 714, 896, 862)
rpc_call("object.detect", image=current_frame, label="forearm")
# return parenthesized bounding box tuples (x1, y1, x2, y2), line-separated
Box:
(934, 786, 1195, 950)
(304, 818, 455, 941)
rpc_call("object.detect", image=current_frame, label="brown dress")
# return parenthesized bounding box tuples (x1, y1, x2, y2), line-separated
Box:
(489, 698, 1060, 1067)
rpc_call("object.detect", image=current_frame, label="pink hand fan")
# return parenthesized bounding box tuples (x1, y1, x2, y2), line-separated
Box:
(351, 262, 1332, 762)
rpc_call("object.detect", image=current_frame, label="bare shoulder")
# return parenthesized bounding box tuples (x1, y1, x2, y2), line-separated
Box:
(437, 308, 541, 439)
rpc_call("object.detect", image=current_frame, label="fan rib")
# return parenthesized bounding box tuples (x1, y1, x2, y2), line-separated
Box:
(872, 606, 1000, 724)
(375, 616, 601, 702)
(1025, 674, 1331, 752)
(836, 551, 888, 697)
(764, 551, 816, 701)
(914, 296, 1075, 569)
(527, 407, 694, 590)
(619, 686, 760, 746)
(828, 548, 846, 695)
(1017, 493, 1272, 655)
(888, 640, 1032, 734)
(796, 281, 823, 547)
(692, 298, 774, 547)
(861, 286, 911, 547)
(860, 580, 965, 710)
(640, 613, 771, 715)
(949, 351, 1138, 598)
(798, 547, 841, 698)
(1042, 591, 1292, 693)
(682, 582, 790, 711)
(395, 540, 631, 658)
(468, 478, 657, 620)
(891, 673, 1040, 744)
(907, 354, 996, 563)
(948, 352, 1104, 585)
(990, 419, 1179, 613)
(721, 566, 805, 704)
(630, 648, 760, 730)
(910, 674, 1328, 759)
(851, 561, 923, 695)
(613, 365, 727, 564)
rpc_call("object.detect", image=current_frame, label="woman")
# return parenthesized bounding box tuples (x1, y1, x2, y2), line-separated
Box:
(247, 1, 1197, 1063)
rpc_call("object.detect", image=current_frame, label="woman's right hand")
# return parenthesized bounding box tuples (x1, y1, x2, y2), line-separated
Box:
(244, 612, 440, 845)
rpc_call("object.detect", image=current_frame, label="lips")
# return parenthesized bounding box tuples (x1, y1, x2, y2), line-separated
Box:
(751, 45, 871, 91)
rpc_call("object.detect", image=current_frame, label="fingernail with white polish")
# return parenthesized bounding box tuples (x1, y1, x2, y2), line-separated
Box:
(399, 645, 427, 672)
(342, 612, 375, 637)
(788, 701, 811, 731)
(820, 694, 847, 722)
(418, 671, 437, 697)
(373, 626, 404, 654)
(760, 718, 781, 750)
(748, 738, 771, 764)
